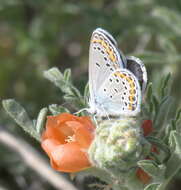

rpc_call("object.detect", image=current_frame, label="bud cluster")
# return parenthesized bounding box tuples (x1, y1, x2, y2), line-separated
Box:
(88, 118, 151, 177)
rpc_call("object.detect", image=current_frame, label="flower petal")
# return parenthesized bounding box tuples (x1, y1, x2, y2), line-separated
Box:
(42, 124, 67, 144)
(50, 142, 91, 172)
(41, 139, 60, 158)
(65, 121, 94, 148)
(54, 113, 78, 124)
(76, 116, 95, 132)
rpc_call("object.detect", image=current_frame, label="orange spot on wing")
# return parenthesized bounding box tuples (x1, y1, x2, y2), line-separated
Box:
(91, 38, 117, 62)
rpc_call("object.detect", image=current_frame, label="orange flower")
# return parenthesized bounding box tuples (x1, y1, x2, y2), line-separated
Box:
(41, 113, 95, 173)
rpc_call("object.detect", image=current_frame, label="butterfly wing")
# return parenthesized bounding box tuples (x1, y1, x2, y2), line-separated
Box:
(89, 28, 126, 106)
(126, 56, 147, 94)
(96, 68, 141, 116)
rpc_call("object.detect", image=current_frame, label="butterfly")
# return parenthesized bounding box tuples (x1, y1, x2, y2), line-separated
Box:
(88, 28, 147, 117)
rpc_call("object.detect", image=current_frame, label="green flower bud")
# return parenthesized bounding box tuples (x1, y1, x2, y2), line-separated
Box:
(88, 118, 151, 177)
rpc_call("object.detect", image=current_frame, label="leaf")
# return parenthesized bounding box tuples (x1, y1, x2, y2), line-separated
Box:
(44, 67, 64, 88)
(175, 108, 181, 133)
(167, 108, 181, 134)
(144, 183, 160, 190)
(157, 131, 181, 190)
(36, 107, 48, 134)
(171, 119, 176, 131)
(64, 94, 79, 102)
(44, 67, 85, 110)
(146, 82, 153, 104)
(159, 73, 171, 99)
(146, 136, 170, 162)
(84, 82, 89, 100)
(137, 160, 161, 177)
(63, 68, 72, 82)
(44, 67, 72, 94)
(70, 86, 82, 98)
(175, 108, 181, 123)
(163, 122, 175, 144)
(49, 104, 70, 115)
(2, 99, 40, 141)
(154, 96, 172, 132)
(152, 95, 159, 121)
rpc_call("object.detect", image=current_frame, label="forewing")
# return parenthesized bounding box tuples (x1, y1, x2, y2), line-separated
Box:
(89, 28, 125, 101)
(126, 56, 147, 94)
(97, 68, 141, 116)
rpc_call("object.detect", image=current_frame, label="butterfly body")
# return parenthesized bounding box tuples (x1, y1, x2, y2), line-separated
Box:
(88, 28, 147, 118)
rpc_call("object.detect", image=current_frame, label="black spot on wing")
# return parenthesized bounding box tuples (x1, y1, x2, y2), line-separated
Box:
(96, 62, 100, 67)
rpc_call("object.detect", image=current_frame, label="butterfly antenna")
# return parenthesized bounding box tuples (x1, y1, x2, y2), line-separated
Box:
(74, 108, 89, 115)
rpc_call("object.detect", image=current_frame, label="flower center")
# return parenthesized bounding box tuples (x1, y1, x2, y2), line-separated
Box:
(65, 135, 76, 143)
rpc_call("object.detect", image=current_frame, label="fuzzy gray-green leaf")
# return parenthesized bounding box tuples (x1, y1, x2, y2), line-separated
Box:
(152, 95, 159, 121)
(63, 95, 83, 109)
(44, 67, 72, 94)
(138, 160, 165, 179)
(144, 183, 160, 190)
(146, 136, 170, 162)
(2, 99, 40, 141)
(44, 67, 64, 87)
(175, 108, 181, 122)
(36, 107, 48, 134)
(64, 68, 72, 82)
(84, 82, 89, 100)
(159, 73, 171, 99)
(158, 131, 181, 189)
(70, 86, 82, 98)
(175, 108, 181, 132)
(49, 104, 70, 115)
(44, 67, 85, 110)
(146, 82, 153, 104)
(154, 96, 172, 132)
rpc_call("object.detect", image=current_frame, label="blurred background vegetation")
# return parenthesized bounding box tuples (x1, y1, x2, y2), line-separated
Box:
(0, 0, 181, 189)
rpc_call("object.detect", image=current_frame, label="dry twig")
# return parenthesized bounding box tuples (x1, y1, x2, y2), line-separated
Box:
(0, 129, 78, 190)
